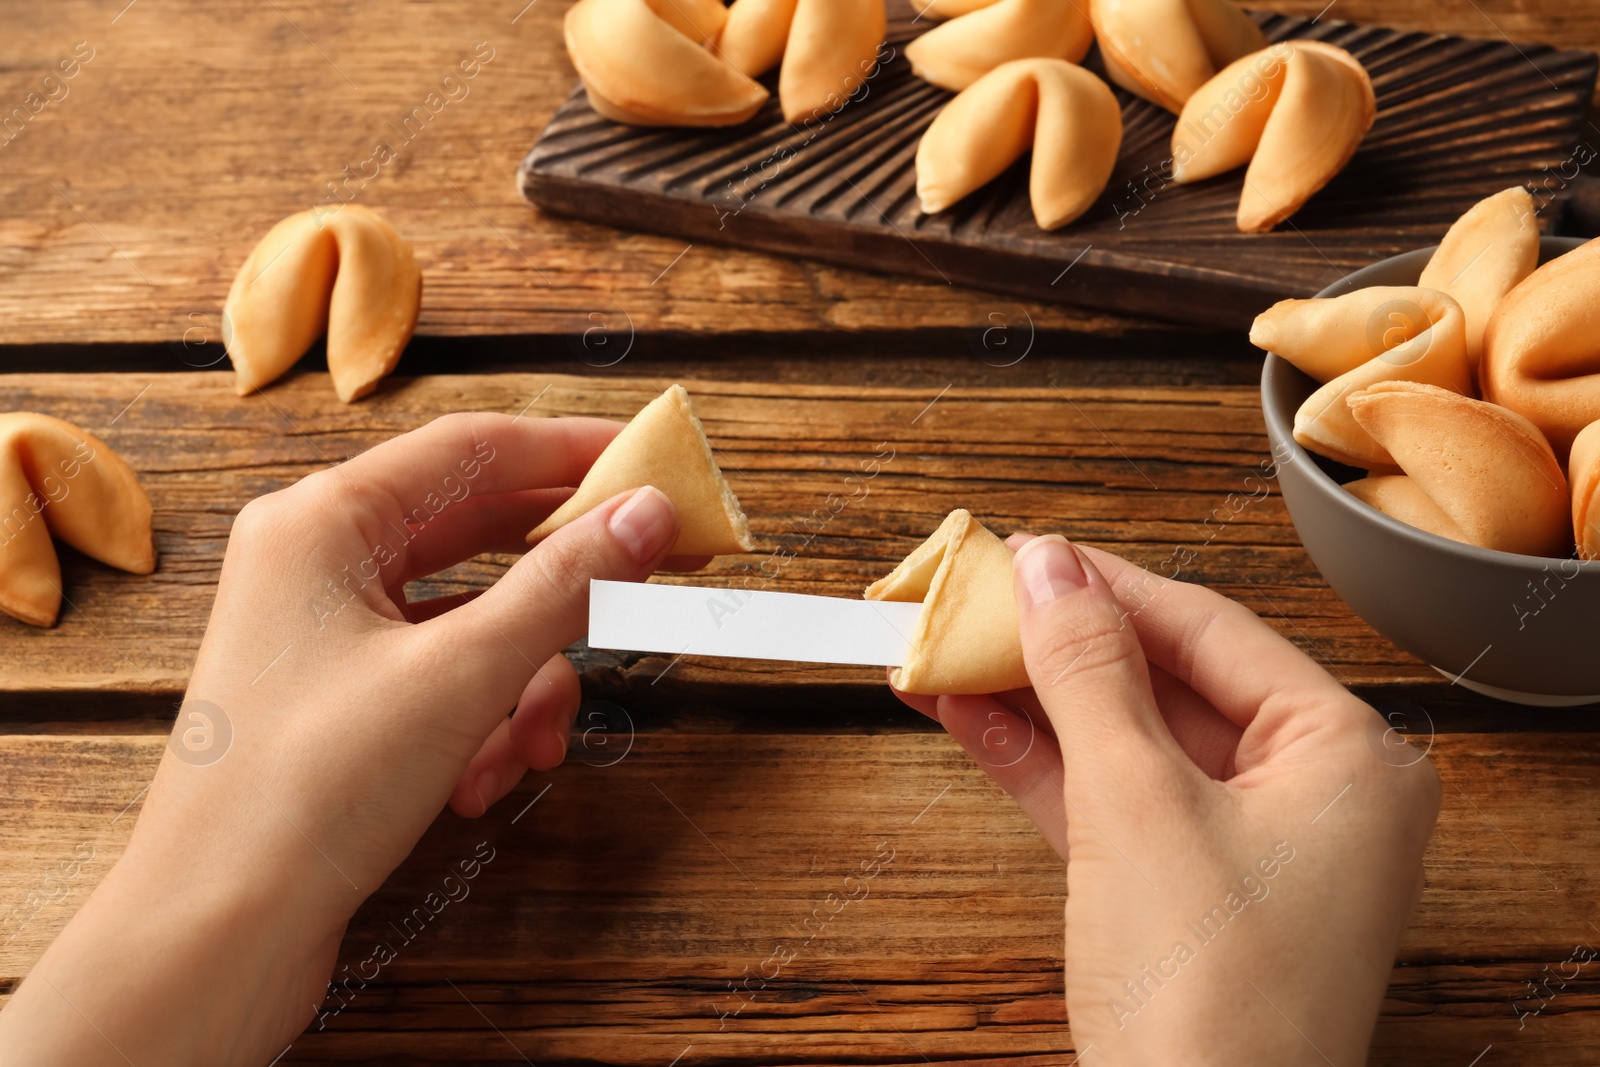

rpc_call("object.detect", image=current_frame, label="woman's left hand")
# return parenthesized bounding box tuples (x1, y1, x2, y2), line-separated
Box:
(0, 411, 699, 1067)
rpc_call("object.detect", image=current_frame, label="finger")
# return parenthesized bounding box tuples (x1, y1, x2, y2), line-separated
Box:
(1148, 664, 1243, 781)
(985, 687, 1056, 738)
(447, 717, 528, 819)
(390, 488, 576, 588)
(1013, 535, 1185, 780)
(1075, 544, 1352, 730)
(1005, 533, 1350, 730)
(509, 654, 582, 772)
(888, 673, 940, 720)
(402, 589, 485, 623)
(936, 693, 1068, 860)
(313, 412, 624, 509)
(892, 675, 1062, 740)
(397, 503, 706, 604)
(901, 666, 1232, 778)
(404, 559, 706, 627)
(975, 531, 1243, 775)
(422, 485, 680, 726)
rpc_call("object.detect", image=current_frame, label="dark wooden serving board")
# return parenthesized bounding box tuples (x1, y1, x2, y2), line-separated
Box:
(519, 6, 1598, 330)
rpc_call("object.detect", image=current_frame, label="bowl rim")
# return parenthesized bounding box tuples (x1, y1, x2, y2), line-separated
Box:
(1258, 235, 1599, 573)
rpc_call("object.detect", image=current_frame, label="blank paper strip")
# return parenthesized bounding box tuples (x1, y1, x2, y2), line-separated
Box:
(588, 580, 923, 667)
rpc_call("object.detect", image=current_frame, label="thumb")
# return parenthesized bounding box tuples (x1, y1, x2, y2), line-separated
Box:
(1013, 535, 1181, 787)
(421, 485, 680, 723)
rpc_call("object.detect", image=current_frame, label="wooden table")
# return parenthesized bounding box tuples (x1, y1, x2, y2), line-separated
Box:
(3, 2, 1600, 1064)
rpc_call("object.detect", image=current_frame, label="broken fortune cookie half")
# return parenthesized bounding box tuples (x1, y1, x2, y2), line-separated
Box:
(224, 205, 421, 403)
(526, 385, 755, 557)
(0, 413, 155, 628)
(864, 509, 1027, 695)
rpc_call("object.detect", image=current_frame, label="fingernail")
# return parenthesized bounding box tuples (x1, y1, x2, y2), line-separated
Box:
(1015, 535, 1087, 607)
(608, 486, 676, 562)
(470, 773, 491, 817)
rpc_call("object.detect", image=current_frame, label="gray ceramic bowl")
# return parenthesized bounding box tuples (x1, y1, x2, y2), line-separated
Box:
(1260, 236, 1600, 706)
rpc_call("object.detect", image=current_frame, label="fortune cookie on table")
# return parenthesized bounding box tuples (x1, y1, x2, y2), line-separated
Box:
(565, 0, 768, 126)
(1344, 382, 1570, 558)
(916, 58, 1121, 230)
(905, 0, 1094, 92)
(864, 509, 1027, 695)
(1251, 286, 1472, 468)
(1569, 420, 1600, 560)
(0, 413, 155, 628)
(1091, 0, 1266, 113)
(224, 205, 421, 404)
(1482, 237, 1600, 460)
(1171, 41, 1374, 233)
(715, 0, 885, 123)
(1417, 186, 1539, 369)
(526, 385, 755, 557)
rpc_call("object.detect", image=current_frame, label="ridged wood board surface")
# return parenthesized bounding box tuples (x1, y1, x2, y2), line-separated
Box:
(521, 7, 1599, 330)
(4, 731, 1600, 1065)
(0, 370, 1447, 699)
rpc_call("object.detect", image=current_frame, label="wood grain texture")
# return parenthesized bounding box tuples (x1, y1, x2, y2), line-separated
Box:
(3, 731, 1600, 1065)
(1, 0, 1599, 346)
(6, 2, 1600, 1062)
(522, 9, 1598, 329)
(0, 370, 1444, 699)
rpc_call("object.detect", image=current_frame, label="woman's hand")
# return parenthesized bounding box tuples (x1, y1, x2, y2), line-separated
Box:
(894, 534, 1440, 1067)
(0, 412, 696, 1067)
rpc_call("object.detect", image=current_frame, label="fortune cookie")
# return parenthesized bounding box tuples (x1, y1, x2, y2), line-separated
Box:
(0, 413, 155, 627)
(1345, 382, 1570, 558)
(1091, 0, 1266, 113)
(715, 0, 886, 123)
(905, 0, 1094, 92)
(1482, 237, 1600, 460)
(864, 509, 1026, 695)
(1252, 286, 1472, 468)
(526, 385, 755, 557)
(1171, 41, 1374, 233)
(565, 0, 768, 126)
(225, 205, 421, 404)
(913, 0, 1000, 18)
(1569, 420, 1600, 559)
(916, 58, 1121, 230)
(1417, 186, 1539, 369)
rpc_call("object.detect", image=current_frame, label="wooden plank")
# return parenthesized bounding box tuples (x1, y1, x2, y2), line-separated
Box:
(0, 371, 1442, 698)
(521, 9, 1598, 331)
(3, 731, 1599, 1065)
(1, 0, 1598, 345)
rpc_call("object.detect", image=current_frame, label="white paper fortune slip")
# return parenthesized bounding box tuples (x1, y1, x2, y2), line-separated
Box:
(588, 580, 924, 667)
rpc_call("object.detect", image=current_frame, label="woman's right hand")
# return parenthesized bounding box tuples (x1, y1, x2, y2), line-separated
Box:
(894, 535, 1440, 1067)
